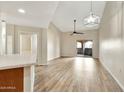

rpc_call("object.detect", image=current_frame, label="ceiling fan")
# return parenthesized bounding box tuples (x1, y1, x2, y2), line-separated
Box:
(70, 19, 84, 35)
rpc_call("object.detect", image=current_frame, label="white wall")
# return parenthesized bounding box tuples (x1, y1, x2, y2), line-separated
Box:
(99, 1, 124, 90)
(41, 29, 48, 65)
(6, 24, 15, 54)
(0, 22, 2, 55)
(6, 24, 46, 65)
(61, 30, 99, 58)
(47, 23, 61, 61)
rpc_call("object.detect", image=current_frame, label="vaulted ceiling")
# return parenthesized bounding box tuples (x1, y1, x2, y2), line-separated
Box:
(53, 1, 106, 32)
(0, 1, 106, 32)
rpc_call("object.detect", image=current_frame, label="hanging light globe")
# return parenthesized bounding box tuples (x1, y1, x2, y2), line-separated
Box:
(83, 1, 100, 27)
(83, 12, 100, 27)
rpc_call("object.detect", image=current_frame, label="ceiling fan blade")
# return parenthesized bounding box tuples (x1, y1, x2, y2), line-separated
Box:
(75, 32, 84, 34)
(77, 33, 84, 34)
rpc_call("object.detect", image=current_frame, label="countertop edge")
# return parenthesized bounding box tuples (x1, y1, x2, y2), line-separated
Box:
(0, 63, 36, 70)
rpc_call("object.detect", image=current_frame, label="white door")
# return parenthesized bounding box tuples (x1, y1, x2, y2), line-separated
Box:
(20, 33, 37, 56)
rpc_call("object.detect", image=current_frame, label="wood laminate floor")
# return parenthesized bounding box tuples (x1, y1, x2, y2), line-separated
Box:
(34, 57, 122, 92)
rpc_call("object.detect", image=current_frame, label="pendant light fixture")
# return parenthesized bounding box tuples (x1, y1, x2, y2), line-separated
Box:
(83, 1, 100, 27)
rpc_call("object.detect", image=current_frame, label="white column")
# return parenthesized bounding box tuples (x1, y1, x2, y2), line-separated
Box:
(24, 65, 35, 92)
(0, 20, 6, 55)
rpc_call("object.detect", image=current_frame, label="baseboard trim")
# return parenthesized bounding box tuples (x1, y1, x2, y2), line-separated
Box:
(61, 56, 75, 58)
(48, 57, 61, 62)
(61, 56, 99, 59)
(100, 60, 124, 91)
(36, 63, 48, 66)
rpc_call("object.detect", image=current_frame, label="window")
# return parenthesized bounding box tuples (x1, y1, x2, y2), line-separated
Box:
(84, 41, 93, 48)
(77, 42, 82, 48)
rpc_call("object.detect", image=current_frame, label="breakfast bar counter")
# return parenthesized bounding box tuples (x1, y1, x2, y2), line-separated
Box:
(0, 55, 36, 92)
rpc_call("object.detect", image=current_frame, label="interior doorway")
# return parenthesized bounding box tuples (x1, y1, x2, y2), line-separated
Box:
(76, 40, 93, 57)
(20, 33, 37, 56)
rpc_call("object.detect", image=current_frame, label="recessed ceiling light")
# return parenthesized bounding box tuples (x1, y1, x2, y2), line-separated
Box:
(18, 8, 26, 14)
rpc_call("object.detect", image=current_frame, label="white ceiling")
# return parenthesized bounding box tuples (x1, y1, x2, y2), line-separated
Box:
(0, 2, 58, 28)
(0, 1, 106, 32)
